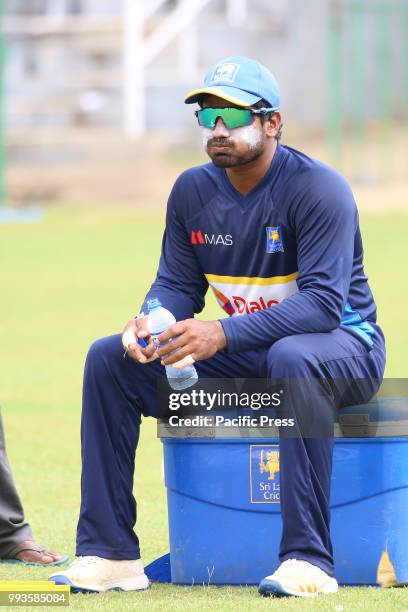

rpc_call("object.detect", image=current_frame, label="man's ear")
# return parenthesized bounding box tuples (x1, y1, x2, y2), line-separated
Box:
(265, 112, 281, 138)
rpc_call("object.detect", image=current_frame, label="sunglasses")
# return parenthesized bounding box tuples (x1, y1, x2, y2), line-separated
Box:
(195, 106, 276, 130)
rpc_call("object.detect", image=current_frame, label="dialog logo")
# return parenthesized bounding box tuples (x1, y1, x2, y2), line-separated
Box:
(232, 295, 278, 314)
(250, 445, 280, 504)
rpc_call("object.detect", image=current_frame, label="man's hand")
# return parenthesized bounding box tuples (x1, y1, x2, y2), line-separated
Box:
(121, 316, 158, 364)
(157, 319, 227, 365)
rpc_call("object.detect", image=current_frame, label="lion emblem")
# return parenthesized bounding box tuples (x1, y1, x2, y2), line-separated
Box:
(259, 450, 279, 481)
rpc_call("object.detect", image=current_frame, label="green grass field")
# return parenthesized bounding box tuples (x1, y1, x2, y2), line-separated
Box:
(0, 206, 407, 611)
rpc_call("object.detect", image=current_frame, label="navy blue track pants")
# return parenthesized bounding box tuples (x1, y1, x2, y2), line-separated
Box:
(77, 325, 385, 576)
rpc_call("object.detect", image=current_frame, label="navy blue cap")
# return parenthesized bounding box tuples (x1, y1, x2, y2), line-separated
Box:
(184, 56, 280, 109)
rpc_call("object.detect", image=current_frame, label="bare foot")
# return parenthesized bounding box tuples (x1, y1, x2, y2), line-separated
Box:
(9, 540, 63, 565)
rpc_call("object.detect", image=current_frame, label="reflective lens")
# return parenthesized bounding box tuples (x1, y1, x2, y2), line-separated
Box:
(195, 107, 254, 129)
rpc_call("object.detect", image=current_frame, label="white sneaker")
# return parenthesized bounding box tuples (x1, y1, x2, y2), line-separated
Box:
(258, 559, 339, 597)
(48, 556, 150, 593)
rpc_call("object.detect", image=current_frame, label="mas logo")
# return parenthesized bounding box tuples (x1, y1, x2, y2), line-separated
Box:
(266, 226, 284, 254)
(191, 230, 233, 246)
(210, 62, 240, 83)
(250, 444, 280, 504)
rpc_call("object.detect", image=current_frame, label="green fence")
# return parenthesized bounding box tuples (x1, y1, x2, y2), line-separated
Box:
(327, 0, 408, 184)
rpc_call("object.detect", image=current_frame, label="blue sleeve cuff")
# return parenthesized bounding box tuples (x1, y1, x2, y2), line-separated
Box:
(219, 317, 237, 354)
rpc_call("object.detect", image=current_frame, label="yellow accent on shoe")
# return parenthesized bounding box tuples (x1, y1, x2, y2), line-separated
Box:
(259, 559, 339, 598)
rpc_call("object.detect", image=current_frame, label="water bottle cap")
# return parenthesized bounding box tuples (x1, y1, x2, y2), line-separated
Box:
(147, 298, 162, 311)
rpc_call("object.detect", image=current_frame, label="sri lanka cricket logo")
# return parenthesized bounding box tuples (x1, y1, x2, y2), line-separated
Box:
(250, 445, 280, 504)
(259, 449, 280, 481)
(266, 226, 284, 253)
(211, 62, 240, 83)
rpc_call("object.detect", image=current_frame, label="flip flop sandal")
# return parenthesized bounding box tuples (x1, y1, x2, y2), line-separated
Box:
(0, 541, 69, 567)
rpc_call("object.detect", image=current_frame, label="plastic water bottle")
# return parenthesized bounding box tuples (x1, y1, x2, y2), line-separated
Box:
(146, 298, 198, 391)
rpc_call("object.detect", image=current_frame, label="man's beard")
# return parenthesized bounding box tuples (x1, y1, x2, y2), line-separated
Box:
(205, 137, 265, 168)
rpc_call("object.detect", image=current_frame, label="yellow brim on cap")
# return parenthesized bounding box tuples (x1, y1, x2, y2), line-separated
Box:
(184, 87, 251, 106)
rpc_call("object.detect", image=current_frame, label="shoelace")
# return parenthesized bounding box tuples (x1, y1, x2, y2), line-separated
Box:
(69, 556, 102, 569)
(278, 559, 306, 571)
(280, 559, 299, 566)
(279, 559, 323, 573)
